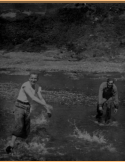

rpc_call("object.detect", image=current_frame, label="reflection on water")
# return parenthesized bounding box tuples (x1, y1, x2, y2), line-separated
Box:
(0, 71, 125, 160)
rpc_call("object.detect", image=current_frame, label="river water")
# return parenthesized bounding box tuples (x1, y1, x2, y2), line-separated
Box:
(0, 71, 125, 160)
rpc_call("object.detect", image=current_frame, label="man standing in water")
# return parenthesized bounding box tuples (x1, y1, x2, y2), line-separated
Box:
(6, 71, 53, 154)
(96, 78, 119, 124)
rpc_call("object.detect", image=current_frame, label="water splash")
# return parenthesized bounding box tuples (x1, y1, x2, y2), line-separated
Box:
(24, 141, 48, 155)
(68, 120, 117, 153)
(3, 113, 50, 160)
(94, 120, 119, 127)
(31, 113, 48, 126)
(6, 136, 50, 160)
(73, 126, 106, 144)
(100, 144, 117, 153)
(69, 120, 106, 144)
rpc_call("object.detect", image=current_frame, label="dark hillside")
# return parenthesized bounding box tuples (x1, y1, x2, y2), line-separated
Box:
(1, 3, 125, 60)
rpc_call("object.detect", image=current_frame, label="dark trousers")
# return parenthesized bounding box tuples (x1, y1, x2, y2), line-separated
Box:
(12, 100, 30, 138)
(96, 100, 113, 123)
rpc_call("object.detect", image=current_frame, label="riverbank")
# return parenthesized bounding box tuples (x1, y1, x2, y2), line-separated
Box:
(0, 51, 124, 75)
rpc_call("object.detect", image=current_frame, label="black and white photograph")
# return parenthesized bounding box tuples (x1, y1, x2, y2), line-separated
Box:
(0, 2, 125, 160)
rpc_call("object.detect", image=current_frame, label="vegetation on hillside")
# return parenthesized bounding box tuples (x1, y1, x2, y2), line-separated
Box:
(1, 3, 125, 60)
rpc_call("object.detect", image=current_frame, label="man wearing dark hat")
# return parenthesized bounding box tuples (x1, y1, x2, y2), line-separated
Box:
(96, 78, 119, 124)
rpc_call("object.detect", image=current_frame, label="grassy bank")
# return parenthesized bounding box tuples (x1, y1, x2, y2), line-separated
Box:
(0, 51, 124, 75)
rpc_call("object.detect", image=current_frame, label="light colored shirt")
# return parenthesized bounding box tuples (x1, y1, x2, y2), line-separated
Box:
(17, 81, 41, 103)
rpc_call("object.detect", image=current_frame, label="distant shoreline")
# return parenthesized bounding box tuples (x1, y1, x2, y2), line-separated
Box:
(0, 51, 124, 75)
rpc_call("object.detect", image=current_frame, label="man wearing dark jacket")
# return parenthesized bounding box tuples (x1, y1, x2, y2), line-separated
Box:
(96, 78, 119, 124)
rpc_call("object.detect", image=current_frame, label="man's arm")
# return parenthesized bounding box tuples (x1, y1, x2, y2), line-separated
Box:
(37, 87, 53, 114)
(24, 86, 48, 112)
(98, 83, 106, 106)
(37, 88, 47, 106)
(113, 84, 119, 109)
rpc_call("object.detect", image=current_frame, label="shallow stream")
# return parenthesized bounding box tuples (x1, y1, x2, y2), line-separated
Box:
(0, 71, 125, 160)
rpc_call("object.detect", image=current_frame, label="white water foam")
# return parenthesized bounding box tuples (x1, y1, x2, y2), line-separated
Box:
(73, 125, 106, 144)
(31, 113, 48, 126)
(100, 144, 117, 153)
(69, 120, 117, 153)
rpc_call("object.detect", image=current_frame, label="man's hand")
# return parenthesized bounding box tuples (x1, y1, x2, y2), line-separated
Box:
(47, 104, 53, 111)
(45, 104, 53, 118)
(47, 112, 52, 118)
(99, 106, 103, 111)
(44, 104, 53, 112)
(114, 108, 118, 113)
(108, 97, 113, 101)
